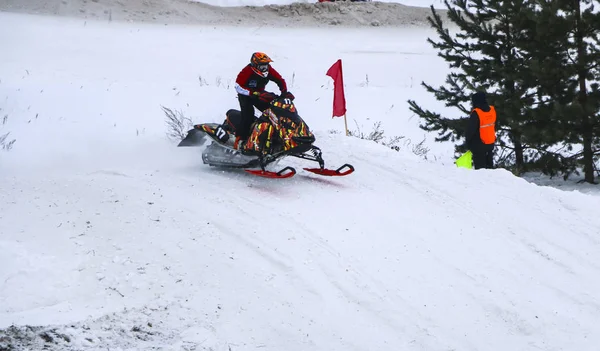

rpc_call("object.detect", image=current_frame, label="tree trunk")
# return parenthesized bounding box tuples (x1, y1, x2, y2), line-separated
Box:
(511, 132, 526, 175)
(582, 129, 595, 182)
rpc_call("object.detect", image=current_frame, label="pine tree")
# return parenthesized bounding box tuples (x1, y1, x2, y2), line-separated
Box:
(519, 0, 600, 182)
(408, 0, 541, 173)
(555, 0, 600, 183)
(511, 0, 577, 177)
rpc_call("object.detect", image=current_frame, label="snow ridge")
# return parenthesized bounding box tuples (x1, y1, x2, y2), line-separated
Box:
(0, 0, 446, 27)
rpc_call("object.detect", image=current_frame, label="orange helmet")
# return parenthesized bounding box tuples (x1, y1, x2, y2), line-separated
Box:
(250, 52, 273, 77)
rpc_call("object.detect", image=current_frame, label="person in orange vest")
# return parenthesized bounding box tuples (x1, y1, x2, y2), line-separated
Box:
(465, 91, 496, 169)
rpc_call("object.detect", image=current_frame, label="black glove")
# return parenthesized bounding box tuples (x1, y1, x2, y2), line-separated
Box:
(281, 91, 295, 101)
(257, 91, 277, 103)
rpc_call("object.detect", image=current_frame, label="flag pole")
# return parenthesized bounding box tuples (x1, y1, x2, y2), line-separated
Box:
(344, 113, 348, 136)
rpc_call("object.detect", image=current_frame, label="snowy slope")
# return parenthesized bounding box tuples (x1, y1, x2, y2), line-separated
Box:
(189, 0, 447, 8)
(0, 0, 445, 28)
(1, 10, 600, 351)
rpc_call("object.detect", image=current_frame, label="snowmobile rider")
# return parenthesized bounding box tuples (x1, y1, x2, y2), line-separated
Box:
(219, 52, 294, 148)
(465, 91, 496, 169)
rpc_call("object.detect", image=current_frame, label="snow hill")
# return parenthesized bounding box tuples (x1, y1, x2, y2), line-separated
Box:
(1, 3, 600, 351)
(0, 0, 446, 27)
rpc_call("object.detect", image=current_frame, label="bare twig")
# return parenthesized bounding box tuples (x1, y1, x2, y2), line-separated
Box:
(162, 105, 193, 142)
(108, 287, 124, 297)
(0, 132, 16, 151)
(348, 119, 430, 160)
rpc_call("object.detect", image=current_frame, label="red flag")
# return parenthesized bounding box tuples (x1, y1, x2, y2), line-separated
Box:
(326, 59, 346, 118)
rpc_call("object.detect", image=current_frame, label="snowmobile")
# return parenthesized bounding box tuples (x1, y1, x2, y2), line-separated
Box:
(177, 94, 354, 179)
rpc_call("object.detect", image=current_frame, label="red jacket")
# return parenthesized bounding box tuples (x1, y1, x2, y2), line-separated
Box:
(235, 64, 287, 96)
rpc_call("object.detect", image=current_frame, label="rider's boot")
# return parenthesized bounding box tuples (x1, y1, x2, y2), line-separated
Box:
(233, 136, 247, 150)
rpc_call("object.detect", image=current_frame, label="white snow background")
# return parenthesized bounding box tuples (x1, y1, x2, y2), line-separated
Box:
(1, 0, 599, 350)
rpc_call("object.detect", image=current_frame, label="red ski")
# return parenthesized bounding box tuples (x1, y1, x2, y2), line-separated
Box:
(304, 163, 354, 176)
(245, 164, 354, 179)
(245, 166, 296, 179)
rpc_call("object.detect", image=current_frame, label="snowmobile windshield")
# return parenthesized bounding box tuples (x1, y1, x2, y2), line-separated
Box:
(271, 100, 300, 121)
